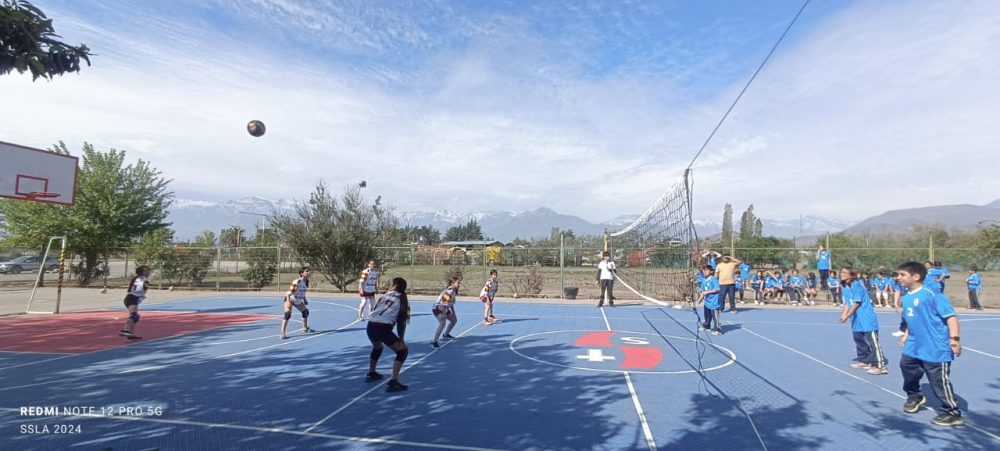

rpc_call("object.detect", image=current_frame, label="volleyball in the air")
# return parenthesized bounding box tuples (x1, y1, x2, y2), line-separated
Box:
(247, 120, 266, 137)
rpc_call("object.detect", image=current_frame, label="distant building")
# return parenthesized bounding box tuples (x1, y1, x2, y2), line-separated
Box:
(440, 240, 504, 249)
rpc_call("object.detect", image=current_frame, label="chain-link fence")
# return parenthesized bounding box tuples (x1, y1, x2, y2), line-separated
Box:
(1, 245, 997, 307)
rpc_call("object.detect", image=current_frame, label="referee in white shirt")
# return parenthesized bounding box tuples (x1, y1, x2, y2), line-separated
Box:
(596, 252, 617, 307)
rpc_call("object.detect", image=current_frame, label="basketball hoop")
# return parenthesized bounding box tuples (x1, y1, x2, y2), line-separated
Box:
(23, 192, 60, 200)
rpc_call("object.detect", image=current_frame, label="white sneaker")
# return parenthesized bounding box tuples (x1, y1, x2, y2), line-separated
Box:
(891, 331, 904, 337)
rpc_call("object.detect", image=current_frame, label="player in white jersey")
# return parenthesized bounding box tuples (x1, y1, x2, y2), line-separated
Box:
(357, 260, 380, 320)
(280, 266, 316, 339)
(119, 265, 151, 339)
(432, 277, 461, 348)
(366, 277, 411, 392)
(480, 269, 499, 325)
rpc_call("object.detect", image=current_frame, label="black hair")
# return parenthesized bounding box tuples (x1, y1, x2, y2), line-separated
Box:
(489, 269, 498, 276)
(970, 265, 978, 272)
(392, 277, 408, 293)
(130, 265, 151, 290)
(896, 262, 926, 282)
(299, 266, 310, 275)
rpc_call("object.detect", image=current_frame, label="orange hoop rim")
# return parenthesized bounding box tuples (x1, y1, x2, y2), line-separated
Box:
(23, 191, 60, 200)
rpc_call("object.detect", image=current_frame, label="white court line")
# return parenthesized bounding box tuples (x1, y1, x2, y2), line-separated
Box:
(610, 277, 770, 451)
(303, 321, 482, 434)
(0, 407, 506, 451)
(964, 347, 1000, 360)
(601, 307, 657, 451)
(960, 318, 1000, 322)
(736, 323, 1000, 443)
(0, 319, 361, 392)
(0, 350, 73, 355)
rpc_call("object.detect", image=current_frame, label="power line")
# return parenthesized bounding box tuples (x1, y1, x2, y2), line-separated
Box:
(686, 0, 812, 170)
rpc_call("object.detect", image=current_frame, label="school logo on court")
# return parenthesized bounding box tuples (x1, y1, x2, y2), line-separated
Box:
(572, 331, 664, 369)
(509, 330, 737, 375)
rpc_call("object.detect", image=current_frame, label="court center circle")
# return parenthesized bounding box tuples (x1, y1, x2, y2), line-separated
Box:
(509, 329, 737, 375)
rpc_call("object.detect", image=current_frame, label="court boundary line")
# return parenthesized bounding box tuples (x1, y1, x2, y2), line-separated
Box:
(736, 323, 1000, 443)
(0, 407, 507, 451)
(302, 320, 483, 433)
(963, 346, 1000, 360)
(601, 307, 656, 450)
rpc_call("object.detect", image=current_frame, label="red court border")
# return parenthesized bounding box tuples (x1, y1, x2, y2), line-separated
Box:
(0, 310, 272, 354)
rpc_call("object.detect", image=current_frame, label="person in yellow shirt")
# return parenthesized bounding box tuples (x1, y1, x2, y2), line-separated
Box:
(715, 254, 742, 314)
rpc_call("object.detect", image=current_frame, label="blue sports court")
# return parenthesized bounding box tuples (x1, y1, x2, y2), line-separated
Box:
(1, 296, 998, 450)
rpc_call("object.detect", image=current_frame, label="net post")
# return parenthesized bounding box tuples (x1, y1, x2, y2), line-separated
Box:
(684, 169, 698, 305)
(55, 237, 67, 314)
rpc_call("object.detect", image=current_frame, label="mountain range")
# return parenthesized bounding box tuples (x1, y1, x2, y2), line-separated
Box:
(163, 198, 855, 242)
(844, 199, 1000, 235)
(3, 197, 996, 243)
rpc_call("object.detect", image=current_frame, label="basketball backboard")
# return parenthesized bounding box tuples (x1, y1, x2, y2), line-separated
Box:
(0, 141, 78, 206)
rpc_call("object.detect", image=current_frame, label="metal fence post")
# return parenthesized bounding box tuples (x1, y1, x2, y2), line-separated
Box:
(276, 244, 282, 292)
(216, 246, 222, 291)
(560, 233, 565, 298)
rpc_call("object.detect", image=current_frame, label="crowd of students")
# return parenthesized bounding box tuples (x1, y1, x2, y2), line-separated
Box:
(698, 249, 985, 312)
(695, 250, 979, 427)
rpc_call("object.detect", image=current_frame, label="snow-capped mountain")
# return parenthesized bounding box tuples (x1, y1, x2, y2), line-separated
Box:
(400, 207, 606, 242)
(166, 197, 297, 239)
(166, 197, 855, 242)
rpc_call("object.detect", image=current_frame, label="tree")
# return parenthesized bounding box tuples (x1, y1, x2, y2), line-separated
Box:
(401, 224, 441, 245)
(273, 183, 398, 291)
(243, 227, 278, 289)
(739, 204, 757, 240)
(0, 142, 173, 285)
(193, 230, 216, 247)
(445, 220, 484, 241)
(1, 0, 93, 80)
(979, 223, 1000, 253)
(753, 218, 764, 238)
(721, 204, 733, 246)
(219, 225, 246, 249)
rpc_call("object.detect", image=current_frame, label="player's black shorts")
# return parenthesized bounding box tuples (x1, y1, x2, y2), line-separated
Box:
(123, 294, 141, 307)
(366, 321, 399, 347)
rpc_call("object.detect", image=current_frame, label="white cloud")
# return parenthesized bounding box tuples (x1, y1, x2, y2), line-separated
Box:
(1, 0, 998, 228)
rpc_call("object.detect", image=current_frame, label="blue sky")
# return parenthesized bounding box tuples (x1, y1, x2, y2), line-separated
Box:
(2, 0, 998, 224)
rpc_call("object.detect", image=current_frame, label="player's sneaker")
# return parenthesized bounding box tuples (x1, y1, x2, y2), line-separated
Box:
(118, 330, 133, 338)
(903, 396, 926, 413)
(443, 334, 456, 340)
(850, 362, 870, 369)
(867, 367, 888, 375)
(386, 379, 408, 392)
(302, 327, 316, 333)
(711, 329, 722, 336)
(365, 371, 384, 382)
(126, 335, 142, 340)
(431, 341, 440, 348)
(931, 413, 964, 427)
(280, 334, 288, 340)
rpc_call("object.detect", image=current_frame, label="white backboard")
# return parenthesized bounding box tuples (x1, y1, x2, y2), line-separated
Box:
(0, 140, 79, 206)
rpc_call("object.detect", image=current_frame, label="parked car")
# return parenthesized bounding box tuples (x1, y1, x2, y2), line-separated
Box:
(0, 256, 60, 274)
